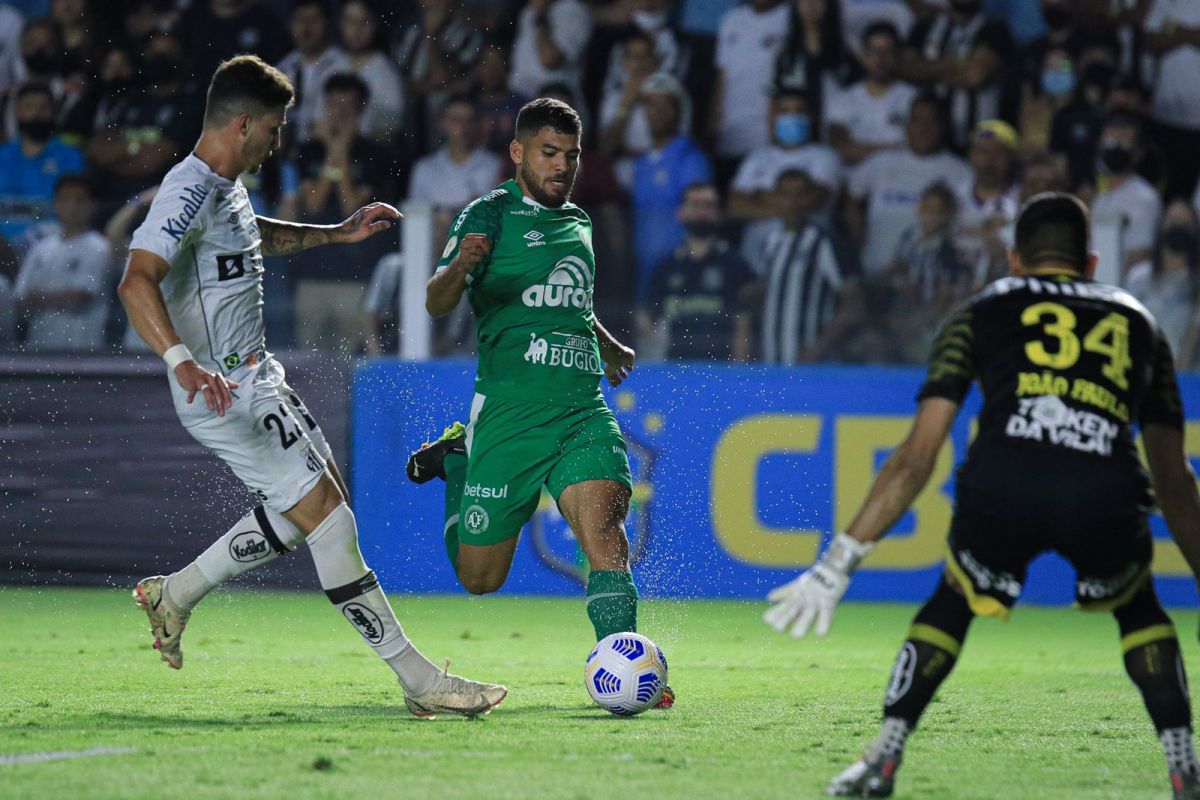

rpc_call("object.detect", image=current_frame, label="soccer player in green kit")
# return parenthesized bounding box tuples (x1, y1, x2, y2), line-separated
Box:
(417, 98, 672, 707)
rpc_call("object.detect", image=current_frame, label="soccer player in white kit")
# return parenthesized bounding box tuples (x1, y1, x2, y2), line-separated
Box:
(119, 55, 506, 718)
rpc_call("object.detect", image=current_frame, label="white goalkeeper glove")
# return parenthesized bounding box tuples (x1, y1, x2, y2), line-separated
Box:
(763, 533, 874, 638)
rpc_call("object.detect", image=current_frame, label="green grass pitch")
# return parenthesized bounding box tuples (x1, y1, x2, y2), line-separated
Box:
(1, 587, 1195, 799)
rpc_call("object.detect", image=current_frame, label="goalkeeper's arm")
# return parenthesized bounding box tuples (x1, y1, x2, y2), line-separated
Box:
(764, 397, 959, 638)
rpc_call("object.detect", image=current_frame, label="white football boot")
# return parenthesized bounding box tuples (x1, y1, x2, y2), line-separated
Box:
(403, 660, 508, 719)
(133, 576, 190, 670)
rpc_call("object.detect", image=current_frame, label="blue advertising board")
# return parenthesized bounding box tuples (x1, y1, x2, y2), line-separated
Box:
(352, 361, 1200, 607)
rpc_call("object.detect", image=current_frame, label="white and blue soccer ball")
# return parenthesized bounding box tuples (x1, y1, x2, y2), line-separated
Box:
(584, 632, 668, 716)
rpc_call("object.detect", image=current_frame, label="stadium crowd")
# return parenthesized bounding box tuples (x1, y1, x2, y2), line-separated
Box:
(2, 0, 1200, 368)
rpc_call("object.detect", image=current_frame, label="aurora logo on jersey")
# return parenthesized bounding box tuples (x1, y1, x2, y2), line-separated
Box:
(159, 183, 210, 242)
(521, 256, 594, 309)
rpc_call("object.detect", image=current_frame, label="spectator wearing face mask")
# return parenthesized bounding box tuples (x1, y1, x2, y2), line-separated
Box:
(1048, 38, 1119, 190)
(86, 32, 203, 202)
(0, 83, 85, 253)
(1124, 200, 1200, 369)
(1018, 45, 1076, 157)
(727, 89, 843, 266)
(637, 181, 754, 362)
(1090, 112, 1161, 274)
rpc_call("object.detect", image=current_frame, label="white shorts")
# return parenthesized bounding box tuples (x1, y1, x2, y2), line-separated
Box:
(172, 357, 333, 513)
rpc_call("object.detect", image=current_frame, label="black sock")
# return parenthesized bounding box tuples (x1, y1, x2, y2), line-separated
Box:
(883, 579, 974, 729)
(1115, 584, 1192, 734)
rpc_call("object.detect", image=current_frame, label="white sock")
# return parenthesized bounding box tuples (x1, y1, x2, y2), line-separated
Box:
(867, 717, 912, 763)
(306, 503, 440, 695)
(1161, 727, 1200, 776)
(165, 506, 305, 611)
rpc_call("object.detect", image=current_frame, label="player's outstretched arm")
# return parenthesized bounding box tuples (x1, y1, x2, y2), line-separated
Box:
(256, 202, 400, 256)
(426, 233, 490, 317)
(764, 397, 959, 638)
(1144, 424, 1200, 587)
(595, 317, 635, 386)
(118, 249, 238, 416)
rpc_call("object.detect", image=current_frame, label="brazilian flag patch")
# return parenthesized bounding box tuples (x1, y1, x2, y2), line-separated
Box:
(224, 352, 241, 369)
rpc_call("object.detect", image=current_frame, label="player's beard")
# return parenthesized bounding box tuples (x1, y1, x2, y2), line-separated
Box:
(520, 160, 574, 207)
(241, 136, 271, 175)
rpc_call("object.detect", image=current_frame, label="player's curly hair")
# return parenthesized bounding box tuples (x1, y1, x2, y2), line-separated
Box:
(515, 97, 581, 141)
(204, 55, 295, 128)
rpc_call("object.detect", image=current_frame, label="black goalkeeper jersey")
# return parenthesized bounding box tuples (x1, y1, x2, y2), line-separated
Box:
(918, 272, 1184, 517)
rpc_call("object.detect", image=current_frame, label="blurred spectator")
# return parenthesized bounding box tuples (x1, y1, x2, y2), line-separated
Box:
(848, 94, 971, 275)
(408, 96, 503, 221)
(4, 19, 63, 139)
(630, 73, 713, 301)
(1048, 39, 1117, 190)
(840, 0, 914, 57)
(363, 251, 404, 357)
(709, 0, 791, 181)
(749, 167, 860, 363)
(773, 0, 849, 136)
(599, 31, 662, 160)
(608, 0, 688, 77)
(508, 0, 593, 101)
(391, 0, 483, 150)
(1124, 200, 1200, 368)
(176, 0, 288, 88)
(1018, 0, 1087, 93)
(1017, 151, 1069, 202)
(637, 181, 754, 361)
(728, 89, 843, 265)
(538, 80, 631, 310)
(86, 32, 202, 202)
(276, 0, 349, 146)
(1017, 44, 1075, 157)
(1143, 0, 1200, 200)
(1090, 113, 1161, 273)
(340, 0, 405, 142)
(293, 72, 396, 353)
(0, 2, 23, 99)
(826, 21, 916, 167)
(890, 182, 971, 301)
(60, 46, 136, 143)
(475, 43, 524, 154)
(13, 174, 112, 350)
(902, 0, 1013, 150)
(954, 120, 1019, 283)
(0, 83, 84, 252)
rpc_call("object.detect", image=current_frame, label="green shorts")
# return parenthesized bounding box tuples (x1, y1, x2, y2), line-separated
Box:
(454, 393, 632, 547)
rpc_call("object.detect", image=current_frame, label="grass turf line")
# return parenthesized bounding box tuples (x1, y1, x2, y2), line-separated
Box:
(0, 587, 1194, 799)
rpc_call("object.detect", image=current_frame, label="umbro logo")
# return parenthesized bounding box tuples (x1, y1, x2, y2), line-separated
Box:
(524, 230, 547, 247)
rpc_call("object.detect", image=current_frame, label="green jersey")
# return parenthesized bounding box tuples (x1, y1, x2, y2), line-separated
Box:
(437, 179, 602, 406)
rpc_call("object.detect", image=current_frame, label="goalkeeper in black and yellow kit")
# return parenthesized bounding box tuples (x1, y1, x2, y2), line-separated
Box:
(764, 193, 1200, 798)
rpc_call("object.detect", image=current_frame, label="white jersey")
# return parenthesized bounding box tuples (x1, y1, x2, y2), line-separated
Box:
(129, 153, 266, 375)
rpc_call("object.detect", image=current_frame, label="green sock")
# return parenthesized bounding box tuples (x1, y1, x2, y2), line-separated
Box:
(443, 452, 467, 569)
(586, 570, 638, 640)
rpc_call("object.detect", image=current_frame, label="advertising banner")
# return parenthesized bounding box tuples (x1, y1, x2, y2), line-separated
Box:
(353, 361, 1200, 607)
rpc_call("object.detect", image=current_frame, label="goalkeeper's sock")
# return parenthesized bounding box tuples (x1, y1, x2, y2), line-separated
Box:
(307, 503, 440, 696)
(586, 570, 638, 640)
(442, 451, 467, 569)
(882, 579, 973, 727)
(1113, 583, 1199, 784)
(166, 505, 304, 612)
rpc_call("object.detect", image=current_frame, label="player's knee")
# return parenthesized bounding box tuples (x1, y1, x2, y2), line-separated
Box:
(458, 571, 504, 596)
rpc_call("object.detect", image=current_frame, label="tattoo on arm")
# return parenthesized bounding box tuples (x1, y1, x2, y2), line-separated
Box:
(256, 216, 336, 256)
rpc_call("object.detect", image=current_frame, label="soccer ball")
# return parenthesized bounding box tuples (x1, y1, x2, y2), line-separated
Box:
(584, 632, 668, 716)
